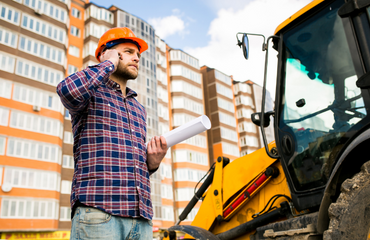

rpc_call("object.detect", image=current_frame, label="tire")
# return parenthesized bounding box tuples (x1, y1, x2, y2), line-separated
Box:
(323, 160, 370, 240)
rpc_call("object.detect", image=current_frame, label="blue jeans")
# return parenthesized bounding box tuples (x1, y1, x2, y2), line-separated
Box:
(70, 206, 153, 240)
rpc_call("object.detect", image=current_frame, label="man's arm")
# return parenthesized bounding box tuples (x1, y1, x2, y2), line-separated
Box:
(147, 136, 168, 174)
(56, 49, 119, 114)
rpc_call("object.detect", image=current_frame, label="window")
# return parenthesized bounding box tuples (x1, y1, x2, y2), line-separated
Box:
(162, 206, 174, 221)
(216, 83, 233, 99)
(0, 52, 15, 73)
(0, 107, 9, 126)
(170, 50, 199, 69)
(69, 45, 80, 57)
(59, 207, 71, 221)
(160, 163, 172, 179)
(84, 23, 109, 39)
(62, 155, 74, 169)
(0, 4, 20, 25)
(1, 198, 59, 219)
(12, 84, 63, 112)
(238, 121, 257, 133)
(240, 136, 259, 147)
(0, 136, 5, 155)
(235, 95, 255, 108)
(217, 98, 235, 113)
(172, 113, 196, 127)
(220, 127, 238, 142)
(61, 180, 72, 194)
(68, 65, 78, 75)
(71, 7, 80, 18)
(0, 28, 17, 48)
(87, 5, 112, 23)
(10, 110, 61, 136)
(215, 70, 231, 85)
(70, 26, 80, 37)
(16, 58, 63, 85)
(161, 184, 173, 199)
(6, 138, 61, 164)
(181, 135, 207, 148)
(174, 169, 207, 182)
(171, 81, 202, 99)
(21, 14, 65, 44)
(222, 142, 239, 157)
(3, 167, 60, 191)
(171, 65, 201, 84)
(172, 97, 203, 114)
(219, 112, 236, 127)
(64, 132, 73, 144)
(0, 79, 11, 99)
(172, 150, 208, 165)
(237, 108, 254, 119)
(234, 82, 252, 94)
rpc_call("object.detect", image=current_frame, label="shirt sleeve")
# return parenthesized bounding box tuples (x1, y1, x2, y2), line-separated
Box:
(56, 60, 115, 114)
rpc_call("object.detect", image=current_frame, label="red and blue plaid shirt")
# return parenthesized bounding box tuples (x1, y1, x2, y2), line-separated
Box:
(56, 60, 153, 220)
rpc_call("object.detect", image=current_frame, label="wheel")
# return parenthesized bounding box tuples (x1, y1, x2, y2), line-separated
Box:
(324, 160, 370, 240)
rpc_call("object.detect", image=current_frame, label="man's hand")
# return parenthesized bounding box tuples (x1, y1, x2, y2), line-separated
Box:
(99, 49, 121, 72)
(147, 136, 168, 172)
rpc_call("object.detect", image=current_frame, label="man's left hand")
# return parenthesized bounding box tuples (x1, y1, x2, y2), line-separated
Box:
(147, 136, 168, 172)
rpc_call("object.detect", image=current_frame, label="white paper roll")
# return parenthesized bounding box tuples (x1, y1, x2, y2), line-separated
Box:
(147, 115, 211, 148)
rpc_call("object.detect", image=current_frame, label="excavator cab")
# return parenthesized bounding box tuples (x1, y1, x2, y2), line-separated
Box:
(240, 0, 370, 211)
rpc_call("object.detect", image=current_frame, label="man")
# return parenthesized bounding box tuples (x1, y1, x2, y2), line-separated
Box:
(57, 27, 168, 240)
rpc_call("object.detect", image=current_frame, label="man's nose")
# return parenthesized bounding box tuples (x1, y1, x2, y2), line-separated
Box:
(133, 54, 140, 62)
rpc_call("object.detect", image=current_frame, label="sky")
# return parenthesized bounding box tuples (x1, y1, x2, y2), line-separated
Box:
(91, 0, 313, 98)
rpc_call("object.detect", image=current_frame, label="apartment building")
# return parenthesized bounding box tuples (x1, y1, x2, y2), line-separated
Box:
(166, 49, 209, 224)
(0, 0, 70, 236)
(233, 80, 274, 156)
(201, 66, 240, 164)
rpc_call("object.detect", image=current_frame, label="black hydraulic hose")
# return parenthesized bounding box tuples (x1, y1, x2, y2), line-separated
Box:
(176, 168, 215, 225)
(217, 204, 288, 240)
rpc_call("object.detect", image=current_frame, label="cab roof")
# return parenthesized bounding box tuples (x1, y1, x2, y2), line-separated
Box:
(274, 0, 325, 35)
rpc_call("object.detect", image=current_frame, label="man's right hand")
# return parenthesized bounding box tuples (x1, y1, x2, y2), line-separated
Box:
(99, 49, 120, 73)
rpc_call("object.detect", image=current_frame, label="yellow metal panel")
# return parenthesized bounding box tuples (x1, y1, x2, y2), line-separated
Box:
(274, 0, 325, 35)
(212, 157, 225, 220)
(191, 142, 279, 231)
(212, 162, 291, 239)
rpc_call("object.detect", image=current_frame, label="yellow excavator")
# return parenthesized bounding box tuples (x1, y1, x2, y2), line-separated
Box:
(164, 0, 370, 239)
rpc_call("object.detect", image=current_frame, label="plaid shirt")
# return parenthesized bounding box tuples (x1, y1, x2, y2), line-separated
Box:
(56, 60, 153, 220)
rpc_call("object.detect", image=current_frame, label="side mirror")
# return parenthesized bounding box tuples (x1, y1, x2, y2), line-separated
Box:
(251, 111, 274, 127)
(242, 34, 249, 60)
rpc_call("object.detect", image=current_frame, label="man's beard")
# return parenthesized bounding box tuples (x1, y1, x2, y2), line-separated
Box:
(112, 63, 138, 80)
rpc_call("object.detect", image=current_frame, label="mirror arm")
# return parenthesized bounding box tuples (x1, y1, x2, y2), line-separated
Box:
(236, 32, 267, 50)
(260, 35, 280, 159)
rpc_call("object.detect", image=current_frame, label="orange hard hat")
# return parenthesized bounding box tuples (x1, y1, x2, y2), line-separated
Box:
(95, 27, 148, 61)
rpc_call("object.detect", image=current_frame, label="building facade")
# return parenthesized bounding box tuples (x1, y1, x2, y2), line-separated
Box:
(167, 49, 209, 224)
(201, 66, 240, 164)
(233, 80, 275, 157)
(0, 0, 70, 235)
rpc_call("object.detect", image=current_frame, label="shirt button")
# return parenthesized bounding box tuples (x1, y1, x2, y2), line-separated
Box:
(135, 165, 139, 168)
(109, 67, 112, 71)
(134, 147, 137, 149)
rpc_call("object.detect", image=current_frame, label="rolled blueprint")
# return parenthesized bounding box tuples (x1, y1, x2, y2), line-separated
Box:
(147, 115, 211, 148)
